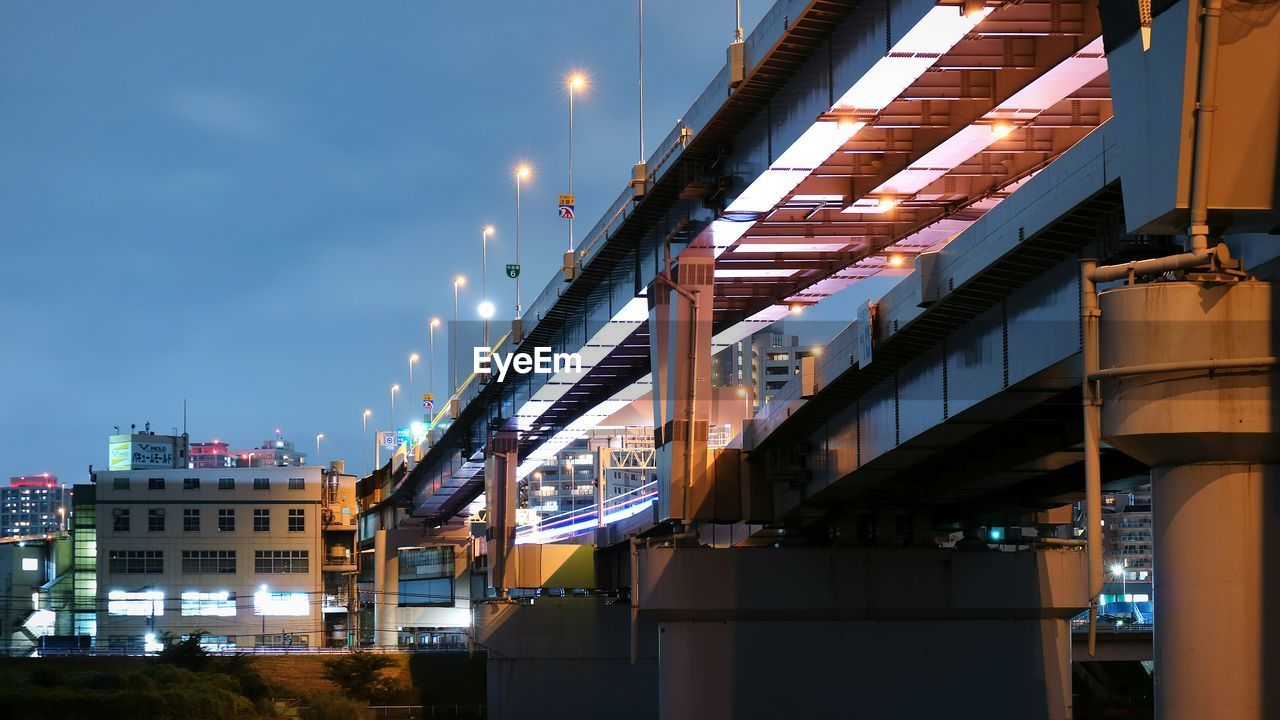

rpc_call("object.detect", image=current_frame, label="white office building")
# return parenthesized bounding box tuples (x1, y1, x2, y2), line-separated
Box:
(93, 463, 357, 651)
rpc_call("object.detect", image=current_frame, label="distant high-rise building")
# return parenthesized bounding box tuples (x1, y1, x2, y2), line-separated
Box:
(232, 438, 307, 468)
(1, 475, 70, 538)
(711, 325, 815, 410)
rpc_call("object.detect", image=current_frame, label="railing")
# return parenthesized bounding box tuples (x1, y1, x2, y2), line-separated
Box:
(515, 480, 658, 544)
(367, 706, 485, 719)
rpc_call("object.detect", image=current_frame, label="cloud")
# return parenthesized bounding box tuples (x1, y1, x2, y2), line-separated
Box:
(169, 89, 269, 138)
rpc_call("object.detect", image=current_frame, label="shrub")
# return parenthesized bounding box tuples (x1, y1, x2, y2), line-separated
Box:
(28, 667, 64, 687)
(157, 631, 212, 672)
(238, 671, 271, 702)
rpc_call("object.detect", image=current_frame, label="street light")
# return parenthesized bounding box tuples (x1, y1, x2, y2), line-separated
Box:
(390, 384, 400, 430)
(408, 353, 420, 424)
(362, 409, 372, 474)
(452, 276, 466, 395)
(1111, 563, 1127, 600)
(57, 506, 66, 533)
(315, 433, 324, 458)
(566, 73, 587, 253)
(515, 165, 530, 318)
(737, 385, 751, 421)
(428, 317, 441, 403)
(480, 226, 495, 347)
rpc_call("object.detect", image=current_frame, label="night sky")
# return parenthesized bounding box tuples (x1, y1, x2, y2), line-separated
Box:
(0, 1, 883, 483)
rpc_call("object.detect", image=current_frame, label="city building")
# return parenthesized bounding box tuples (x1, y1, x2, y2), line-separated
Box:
(710, 325, 816, 411)
(1101, 485, 1154, 620)
(1, 475, 69, 537)
(0, 536, 73, 656)
(91, 460, 357, 651)
(108, 426, 190, 471)
(233, 438, 307, 468)
(189, 441, 235, 469)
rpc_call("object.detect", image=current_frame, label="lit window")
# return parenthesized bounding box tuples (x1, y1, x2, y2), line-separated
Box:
(180, 591, 236, 617)
(22, 557, 38, 572)
(253, 589, 309, 616)
(107, 590, 164, 616)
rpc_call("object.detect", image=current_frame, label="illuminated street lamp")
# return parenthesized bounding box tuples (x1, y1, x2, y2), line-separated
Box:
(428, 317, 441, 401)
(363, 409, 373, 474)
(315, 433, 324, 458)
(514, 165, 530, 318)
(566, 73, 587, 253)
(408, 352, 420, 423)
(390, 384, 400, 430)
(1111, 563, 1128, 600)
(452, 276, 466, 394)
(480, 226, 495, 347)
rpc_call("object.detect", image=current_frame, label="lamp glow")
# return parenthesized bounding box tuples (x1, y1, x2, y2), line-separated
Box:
(478, 300, 496, 319)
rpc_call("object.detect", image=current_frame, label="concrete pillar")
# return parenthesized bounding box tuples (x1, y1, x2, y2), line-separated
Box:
(1151, 463, 1280, 718)
(648, 247, 715, 523)
(372, 529, 399, 647)
(485, 430, 518, 592)
(1099, 280, 1280, 719)
(635, 546, 1085, 720)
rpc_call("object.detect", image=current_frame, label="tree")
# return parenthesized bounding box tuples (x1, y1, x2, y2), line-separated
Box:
(321, 651, 401, 702)
(158, 631, 211, 672)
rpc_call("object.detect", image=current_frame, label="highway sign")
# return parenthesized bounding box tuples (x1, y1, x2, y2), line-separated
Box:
(558, 204, 574, 219)
(506, 264, 520, 278)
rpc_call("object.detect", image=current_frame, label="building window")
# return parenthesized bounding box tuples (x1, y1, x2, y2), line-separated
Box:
(253, 478, 270, 490)
(288, 477, 304, 490)
(112, 508, 130, 532)
(398, 547, 455, 607)
(108, 550, 163, 574)
(218, 508, 235, 532)
(180, 591, 236, 617)
(218, 478, 234, 490)
(148, 478, 165, 490)
(107, 590, 164, 616)
(183, 478, 200, 490)
(254, 550, 309, 574)
(253, 590, 310, 617)
(288, 508, 305, 532)
(113, 478, 129, 491)
(183, 508, 200, 532)
(181, 550, 236, 574)
(148, 508, 165, 532)
(253, 508, 270, 532)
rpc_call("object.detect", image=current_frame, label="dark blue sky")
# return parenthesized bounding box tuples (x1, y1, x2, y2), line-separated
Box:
(1, 1, 782, 481)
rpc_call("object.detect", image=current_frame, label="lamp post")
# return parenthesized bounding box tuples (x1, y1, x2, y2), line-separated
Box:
(408, 353, 419, 423)
(453, 276, 466, 395)
(390, 384, 400, 432)
(315, 433, 324, 459)
(362, 409, 372, 474)
(567, 73, 586, 253)
(479, 226, 496, 347)
(1111, 563, 1128, 601)
(515, 166, 530, 318)
(428, 317, 440, 402)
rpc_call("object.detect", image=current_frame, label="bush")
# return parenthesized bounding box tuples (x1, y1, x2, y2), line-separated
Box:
(85, 672, 125, 691)
(238, 671, 270, 702)
(300, 694, 372, 720)
(321, 652, 402, 702)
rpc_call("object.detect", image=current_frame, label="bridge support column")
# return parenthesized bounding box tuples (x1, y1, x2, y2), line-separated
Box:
(1098, 280, 1280, 719)
(485, 430, 519, 593)
(635, 546, 1085, 720)
(648, 247, 715, 523)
